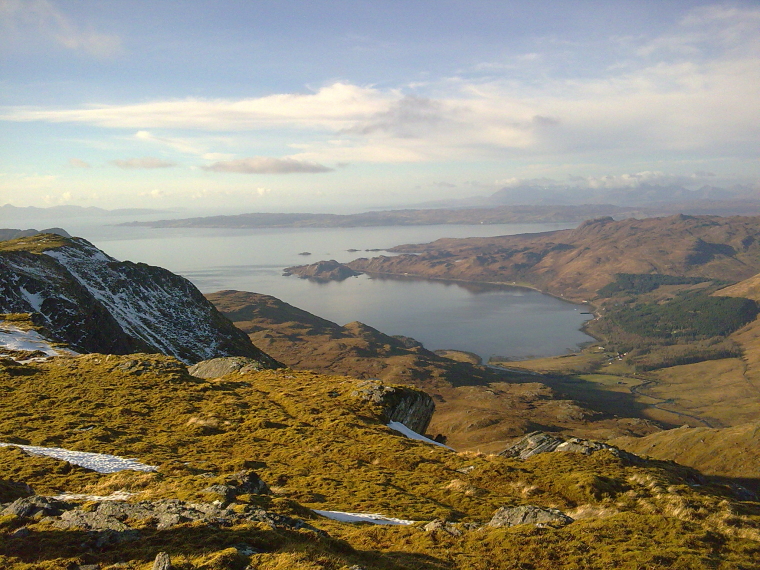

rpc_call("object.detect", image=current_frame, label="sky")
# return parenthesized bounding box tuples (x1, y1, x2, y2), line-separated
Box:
(1, 0, 759, 213)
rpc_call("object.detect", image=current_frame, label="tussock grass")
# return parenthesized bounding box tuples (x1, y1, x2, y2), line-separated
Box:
(0, 354, 759, 568)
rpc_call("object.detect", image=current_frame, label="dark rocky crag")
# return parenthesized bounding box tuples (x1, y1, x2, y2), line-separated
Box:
(0, 234, 279, 365)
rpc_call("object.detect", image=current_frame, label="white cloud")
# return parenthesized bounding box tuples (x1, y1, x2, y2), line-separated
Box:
(1, 5, 759, 168)
(0, 0, 122, 58)
(4, 83, 389, 130)
(111, 157, 176, 169)
(202, 157, 333, 174)
(134, 130, 205, 155)
(68, 158, 91, 168)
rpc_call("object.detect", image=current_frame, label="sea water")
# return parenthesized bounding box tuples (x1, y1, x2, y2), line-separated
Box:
(9, 218, 595, 361)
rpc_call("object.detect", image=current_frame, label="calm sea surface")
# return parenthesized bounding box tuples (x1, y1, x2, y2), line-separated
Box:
(18, 218, 595, 361)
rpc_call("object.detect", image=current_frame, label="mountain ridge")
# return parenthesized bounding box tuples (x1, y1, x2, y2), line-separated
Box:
(0, 234, 279, 365)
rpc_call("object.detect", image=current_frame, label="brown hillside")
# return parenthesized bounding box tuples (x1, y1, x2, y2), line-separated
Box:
(208, 290, 661, 452)
(341, 215, 760, 301)
(611, 422, 760, 490)
(715, 272, 760, 301)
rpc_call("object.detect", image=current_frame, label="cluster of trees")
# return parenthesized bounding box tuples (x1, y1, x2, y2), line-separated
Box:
(597, 273, 710, 296)
(587, 274, 758, 370)
(608, 292, 758, 340)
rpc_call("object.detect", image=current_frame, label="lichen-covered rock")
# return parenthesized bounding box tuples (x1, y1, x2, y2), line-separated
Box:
(152, 552, 172, 570)
(2, 495, 72, 518)
(487, 505, 574, 528)
(47, 498, 318, 533)
(499, 431, 640, 462)
(423, 518, 463, 536)
(352, 379, 435, 434)
(188, 356, 282, 378)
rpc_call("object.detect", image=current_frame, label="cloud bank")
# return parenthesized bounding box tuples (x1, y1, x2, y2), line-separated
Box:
(202, 157, 333, 174)
(111, 157, 176, 169)
(0, 0, 122, 58)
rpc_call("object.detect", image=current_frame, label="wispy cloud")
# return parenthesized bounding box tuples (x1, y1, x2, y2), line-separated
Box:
(134, 130, 205, 155)
(111, 157, 176, 169)
(68, 158, 91, 168)
(0, 0, 122, 58)
(4, 83, 387, 130)
(202, 157, 332, 174)
(2, 5, 759, 169)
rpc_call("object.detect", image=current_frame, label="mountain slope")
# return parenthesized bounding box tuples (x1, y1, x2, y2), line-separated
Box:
(1, 353, 759, 569)
(339, 214, 760, 301)
(208, 290, 662, 451)
(0, 234, 279, 365)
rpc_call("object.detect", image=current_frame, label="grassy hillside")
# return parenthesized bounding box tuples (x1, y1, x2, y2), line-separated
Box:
(1, 352, 759, 569)
(208, 291, 662, 452)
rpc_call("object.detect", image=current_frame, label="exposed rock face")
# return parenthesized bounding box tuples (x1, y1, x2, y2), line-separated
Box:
(487, 505, 574, 528)
(152, 552, 172, 570)
(2, 495, 71, 518)
(283, 259, 362, 282)
(423, 518, 464, 536)
(499, 431, 639, 462)
(188, 356, 282, 378)
(5, 497, 319, 534)
(202, 470, 271, 501)
(352, 379, 435, 434)
(0, 234, 278, 365)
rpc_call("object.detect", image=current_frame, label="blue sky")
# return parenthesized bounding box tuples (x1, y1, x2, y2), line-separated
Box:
(1, 0, 759, 212)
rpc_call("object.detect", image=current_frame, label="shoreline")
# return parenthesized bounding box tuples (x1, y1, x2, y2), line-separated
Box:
(357, 269, 605, 354)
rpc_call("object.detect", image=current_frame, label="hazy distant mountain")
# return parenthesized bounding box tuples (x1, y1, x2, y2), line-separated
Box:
(0, 204, 171, 218)
(0, 227, 71, 241)
(415, 183, 760, 209)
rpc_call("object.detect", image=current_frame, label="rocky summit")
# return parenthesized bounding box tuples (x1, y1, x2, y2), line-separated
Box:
(0, 234, 280, 365)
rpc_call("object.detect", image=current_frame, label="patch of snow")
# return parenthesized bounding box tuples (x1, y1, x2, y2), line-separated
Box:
(53, 490, 135, 502)
(19, 287, 45, 312)
(387, 421, 454, 450)
(0, 443, 157, 474)
(0, 325, 68, 357)
(313, 509, 416, 525)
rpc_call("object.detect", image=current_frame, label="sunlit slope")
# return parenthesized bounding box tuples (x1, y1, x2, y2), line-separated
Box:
(1, 353, 759, 569)
(209, 290, 661, 452)
(612, 422, 760, 486)
(344, 215, 760, 301)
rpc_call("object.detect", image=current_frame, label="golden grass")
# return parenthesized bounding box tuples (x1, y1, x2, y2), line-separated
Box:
(1, 353, 759, 569)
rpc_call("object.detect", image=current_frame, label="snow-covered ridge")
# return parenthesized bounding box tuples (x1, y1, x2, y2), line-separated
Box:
(0, 236, 272, 364)
(0, 443, 157, 473)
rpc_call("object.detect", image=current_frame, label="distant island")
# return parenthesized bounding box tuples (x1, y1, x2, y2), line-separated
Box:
(120, 198, 760, 230)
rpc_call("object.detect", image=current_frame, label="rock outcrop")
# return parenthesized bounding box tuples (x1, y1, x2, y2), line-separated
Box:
(1, 495, 319, 536)
(283, 259, 362, 282)
(488, 505, 574, 528)
(499, 431, 640, 462)
(188, 356, 283, 378)
(352, 379, 435, 434)
(0, 234, 279, 365)
(202, 470, 271, 501)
